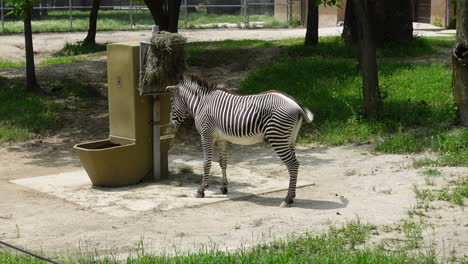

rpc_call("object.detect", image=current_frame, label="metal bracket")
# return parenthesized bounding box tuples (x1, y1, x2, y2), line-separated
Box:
(149, 120, 161, 126)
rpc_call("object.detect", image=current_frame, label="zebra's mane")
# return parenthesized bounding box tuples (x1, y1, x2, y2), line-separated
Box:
(180, 73, 217, 92)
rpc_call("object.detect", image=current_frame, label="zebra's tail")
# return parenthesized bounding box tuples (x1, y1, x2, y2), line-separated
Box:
(301, 107, 314, 123)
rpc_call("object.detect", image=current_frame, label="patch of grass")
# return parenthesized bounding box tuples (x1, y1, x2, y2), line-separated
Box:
(413, 185, 436, 212)
(421, 168, 442, 177)
(438, 176, 468, 205)
(0, 60, 25, 69)
(38, 56, 89, 66)
(413, 157, 438, 168)
(1, 10, 284, 33)
(0, 79, 60, 143)
(284, 36, 441, 58)
(424, 37, 456, 48)
(0, 220, 440, 264)
(374, 133, 428, 153)
(239, 58, 463, 158)
(54, 41, 107, 57)
(0, 78, 101, 143)
(400, 219, 423, 249)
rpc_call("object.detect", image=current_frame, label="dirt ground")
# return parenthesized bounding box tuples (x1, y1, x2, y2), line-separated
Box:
(0, 28, 466, 261)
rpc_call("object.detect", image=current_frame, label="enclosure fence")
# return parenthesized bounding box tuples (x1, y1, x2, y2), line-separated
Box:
(0, 0, 293, 33)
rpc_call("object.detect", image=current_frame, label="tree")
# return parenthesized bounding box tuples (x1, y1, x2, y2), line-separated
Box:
(143, 0, 182, 33)
(453, 0, 468, 125)
(353, 0, 383, 116)
(343, 0, 413, 45)
(305, 0, 341, 46)
(305, 0, 319, 46)
(6, 0, 40, 92)
(83, 0, 102, 44)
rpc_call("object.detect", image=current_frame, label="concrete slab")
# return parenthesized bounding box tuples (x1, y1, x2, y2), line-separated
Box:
(11, 154, 315, 217)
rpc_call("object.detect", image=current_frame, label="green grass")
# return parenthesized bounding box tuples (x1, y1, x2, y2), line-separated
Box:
(238, 56, 465, 165)
(0, 60, 25, 69)
(0, 220, 441, 264)
(421, 168, 442, 177)
(438, 176, 468, 205)
(0, 79, 60, 143)
(53, 41, 107, 57)
(1, 10, 285, 33)
(0, 56, 96, 69)
(186, 37, 462, 165)
(0, 78, 101, 143)
(283, 36, 453, 58)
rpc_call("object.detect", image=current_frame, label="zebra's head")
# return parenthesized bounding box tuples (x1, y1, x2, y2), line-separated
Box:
(167, 85, 190, 129)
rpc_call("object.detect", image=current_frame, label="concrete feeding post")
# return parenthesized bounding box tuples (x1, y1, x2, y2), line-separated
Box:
(74, 37, 177, 186)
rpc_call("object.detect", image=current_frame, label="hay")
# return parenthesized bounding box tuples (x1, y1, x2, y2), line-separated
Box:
(139, 32, 187, 95)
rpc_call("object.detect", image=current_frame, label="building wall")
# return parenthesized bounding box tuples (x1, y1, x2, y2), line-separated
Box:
(278, 0, 339, 27)
(431, 0, 448, 27)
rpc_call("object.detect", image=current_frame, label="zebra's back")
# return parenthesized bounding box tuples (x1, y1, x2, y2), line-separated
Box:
(204, 91, 304, 145)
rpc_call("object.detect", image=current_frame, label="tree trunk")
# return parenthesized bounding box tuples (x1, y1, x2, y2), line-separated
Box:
(24, 8, 40, 92)
(304, 0, 319, 46)
(168, 0, 181, 33)
(83, 0, 102, 44)
(343, 0, 413, 45)
(342, 0, 357, 43)
(143, 0, 181, 33)
(354, 0, 382, 116)
(452, 0, 468, 126)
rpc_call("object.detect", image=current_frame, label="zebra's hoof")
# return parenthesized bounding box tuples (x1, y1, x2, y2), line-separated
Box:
(220, 187, 228, 195)
(280, 198, 294, 208)
(196, 189, 205, 198)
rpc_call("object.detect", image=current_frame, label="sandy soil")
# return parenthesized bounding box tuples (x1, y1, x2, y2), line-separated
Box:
(0, 27, 466, 261)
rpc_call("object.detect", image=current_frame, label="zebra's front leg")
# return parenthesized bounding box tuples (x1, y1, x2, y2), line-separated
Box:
(196, 135, 214, 198)
(218, 141, 229, 194)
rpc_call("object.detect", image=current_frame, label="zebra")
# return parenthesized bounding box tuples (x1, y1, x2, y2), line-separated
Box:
(166, 73, 314, 207)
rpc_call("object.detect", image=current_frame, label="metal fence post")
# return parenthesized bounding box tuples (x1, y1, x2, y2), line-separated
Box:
(287, 0, 290, 27)
(243, 0, 247, 28)
(130, 0, 133, 29)
(1, 0, 4, 33)
(184, 0, 187, 28)
(69, 0, 73, 30)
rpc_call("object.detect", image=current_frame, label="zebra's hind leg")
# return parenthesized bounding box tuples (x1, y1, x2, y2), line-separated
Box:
(197, 135, 214, 198)
(267, 136, 299, 207)
(218, 141, 229, 194)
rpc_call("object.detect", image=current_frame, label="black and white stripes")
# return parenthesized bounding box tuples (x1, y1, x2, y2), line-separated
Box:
(167, 73, 314, 207)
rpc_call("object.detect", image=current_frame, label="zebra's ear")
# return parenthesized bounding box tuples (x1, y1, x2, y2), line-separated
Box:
(166, 86, 178, 92)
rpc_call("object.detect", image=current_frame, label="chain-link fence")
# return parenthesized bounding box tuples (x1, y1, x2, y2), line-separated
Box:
(0, 0, 293, 33)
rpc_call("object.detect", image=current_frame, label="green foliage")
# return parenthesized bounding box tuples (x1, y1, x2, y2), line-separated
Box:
(431, 18, 443, 27)
(4, 0, 35, 19)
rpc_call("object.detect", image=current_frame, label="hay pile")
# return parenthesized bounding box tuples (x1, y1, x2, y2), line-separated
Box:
(139, 32, 187, 95)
